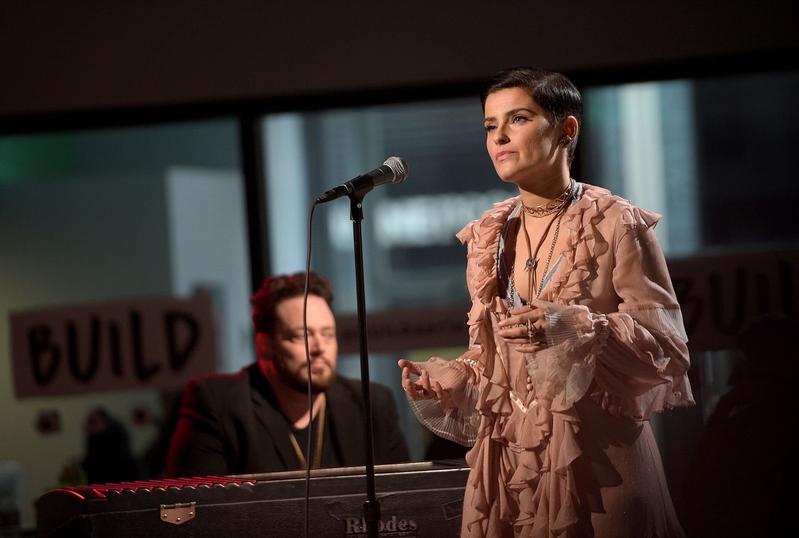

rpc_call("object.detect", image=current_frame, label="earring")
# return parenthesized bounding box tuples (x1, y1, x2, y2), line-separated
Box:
(558, 136, 571, 147)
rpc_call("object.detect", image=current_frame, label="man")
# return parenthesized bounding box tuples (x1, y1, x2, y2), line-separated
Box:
(166, 271, 410, 477)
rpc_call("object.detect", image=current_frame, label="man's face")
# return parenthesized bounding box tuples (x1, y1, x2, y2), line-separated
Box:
(259, 294, 338, 393)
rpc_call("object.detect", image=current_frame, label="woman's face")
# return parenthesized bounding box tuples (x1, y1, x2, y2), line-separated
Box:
(483, 87, 561, 187)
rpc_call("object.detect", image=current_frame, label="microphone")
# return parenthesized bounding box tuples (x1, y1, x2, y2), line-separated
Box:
(316, 156, 409, 204)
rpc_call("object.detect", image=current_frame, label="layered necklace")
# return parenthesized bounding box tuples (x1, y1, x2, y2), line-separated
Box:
(521, 179, 574, 218)
(511, 180, 574, 303)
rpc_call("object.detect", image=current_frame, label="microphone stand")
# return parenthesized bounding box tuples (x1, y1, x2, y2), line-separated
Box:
(348, 191, 380, 538)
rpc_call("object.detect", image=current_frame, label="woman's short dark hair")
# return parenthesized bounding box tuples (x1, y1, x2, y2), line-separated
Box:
(250, 271, 334, 335)
(480, 66, 583, 164)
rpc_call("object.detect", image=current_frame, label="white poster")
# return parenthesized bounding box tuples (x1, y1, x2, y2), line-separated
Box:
(11, 293, 218, 398)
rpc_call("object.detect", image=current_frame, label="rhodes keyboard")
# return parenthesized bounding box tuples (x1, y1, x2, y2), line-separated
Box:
(37, 461, 469, 538)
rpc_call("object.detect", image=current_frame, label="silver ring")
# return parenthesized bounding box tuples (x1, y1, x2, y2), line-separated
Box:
(526, 319, 536, 341)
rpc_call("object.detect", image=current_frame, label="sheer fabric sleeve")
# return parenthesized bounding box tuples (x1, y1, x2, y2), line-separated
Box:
(405, 199, 516, 446)
(403, 214, 498, 447)
(526, 206, 694, 419)
(404, 349, 483, 447)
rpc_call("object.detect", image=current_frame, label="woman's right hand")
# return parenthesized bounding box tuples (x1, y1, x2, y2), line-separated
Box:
(398, 359, 443, 401)
(497, 303, 549, 352)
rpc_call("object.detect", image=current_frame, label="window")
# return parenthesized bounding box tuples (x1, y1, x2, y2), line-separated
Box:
(0, 119, 248, 528)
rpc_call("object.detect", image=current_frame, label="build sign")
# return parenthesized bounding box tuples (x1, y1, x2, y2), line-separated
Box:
(11, 293, 217, 398)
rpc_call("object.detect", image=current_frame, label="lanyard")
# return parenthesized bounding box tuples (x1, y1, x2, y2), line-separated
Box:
(288, 397, 326, 469)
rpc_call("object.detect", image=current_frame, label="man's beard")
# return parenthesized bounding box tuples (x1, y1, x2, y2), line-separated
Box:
(273, 357, 333, 394)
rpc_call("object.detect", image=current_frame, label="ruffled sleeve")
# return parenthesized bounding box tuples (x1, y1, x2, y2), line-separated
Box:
(405, 353, 483, 446)
(404, 198, 518, 446)
(527, 193, 694, 419)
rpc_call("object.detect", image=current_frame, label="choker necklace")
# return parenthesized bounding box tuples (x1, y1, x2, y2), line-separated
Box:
(522, 179, 574, 218)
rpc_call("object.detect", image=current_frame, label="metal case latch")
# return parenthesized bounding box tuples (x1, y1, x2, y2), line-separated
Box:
(160, 502, 196, 525)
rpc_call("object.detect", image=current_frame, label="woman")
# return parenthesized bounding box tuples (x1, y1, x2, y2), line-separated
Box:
(399, 67, 694, 537)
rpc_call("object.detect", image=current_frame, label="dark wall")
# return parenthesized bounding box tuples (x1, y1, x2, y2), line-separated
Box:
(1, 0, 797, 118)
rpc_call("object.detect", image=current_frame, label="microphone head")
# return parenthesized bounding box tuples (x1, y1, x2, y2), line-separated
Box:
(383, 156, 409, 184)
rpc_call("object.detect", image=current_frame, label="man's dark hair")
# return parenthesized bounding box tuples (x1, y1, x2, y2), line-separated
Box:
(480, 66, 583, 164)
(250, 271, 334, 335)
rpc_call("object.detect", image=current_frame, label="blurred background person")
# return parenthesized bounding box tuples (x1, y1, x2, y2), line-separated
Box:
(81, 408, 144, 485)
(683, 313, 799, 538)
(167, 271, 409, 477)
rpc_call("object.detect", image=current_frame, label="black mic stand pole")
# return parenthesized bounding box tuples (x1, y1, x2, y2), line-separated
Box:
(348, 191, 380, 538)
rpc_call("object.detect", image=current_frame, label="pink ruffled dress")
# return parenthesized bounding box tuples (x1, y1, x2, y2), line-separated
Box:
(406, 183, 694, 537)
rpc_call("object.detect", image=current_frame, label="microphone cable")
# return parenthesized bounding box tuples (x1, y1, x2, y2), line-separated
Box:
(301, 200, 318, 538)
(299, 158, 406, 537)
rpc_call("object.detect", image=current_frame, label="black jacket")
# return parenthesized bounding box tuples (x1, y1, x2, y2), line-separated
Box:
(166, 364, 410, 477)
